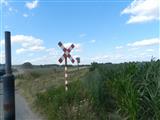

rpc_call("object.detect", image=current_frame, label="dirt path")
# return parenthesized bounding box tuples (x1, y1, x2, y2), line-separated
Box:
(15, 92, 42, 120)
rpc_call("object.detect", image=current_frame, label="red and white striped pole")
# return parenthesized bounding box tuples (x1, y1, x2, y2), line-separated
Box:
(58, 41, 75, 91)
(64, 57, 68, 91)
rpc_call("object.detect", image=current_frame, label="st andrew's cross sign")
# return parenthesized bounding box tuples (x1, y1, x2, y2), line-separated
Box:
(58, 42, 75, 63)
(58, 41, 75, 91)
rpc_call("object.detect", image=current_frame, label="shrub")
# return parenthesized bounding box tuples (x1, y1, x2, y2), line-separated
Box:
(22, 62, 33, 69)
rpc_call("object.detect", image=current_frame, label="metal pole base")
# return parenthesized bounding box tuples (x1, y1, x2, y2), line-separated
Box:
(3, 74, 15, 120)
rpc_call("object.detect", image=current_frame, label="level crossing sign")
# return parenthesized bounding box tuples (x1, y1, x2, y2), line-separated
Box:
(58, 42, 75, 63)
(58, 41, 75, 91)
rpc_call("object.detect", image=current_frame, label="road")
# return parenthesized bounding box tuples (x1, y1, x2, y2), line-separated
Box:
(0, 81, 41, 120)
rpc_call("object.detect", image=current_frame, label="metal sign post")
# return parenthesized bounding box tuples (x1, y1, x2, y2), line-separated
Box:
(3, 31, 15, 120)
(64, 57, 68, 91)
(76, 57, 80, 71)
(58, 42, 75, 91)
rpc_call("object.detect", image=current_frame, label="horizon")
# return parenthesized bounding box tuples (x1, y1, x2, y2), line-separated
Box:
(1, 58, 159, 66)
(0, 0, 159, 65)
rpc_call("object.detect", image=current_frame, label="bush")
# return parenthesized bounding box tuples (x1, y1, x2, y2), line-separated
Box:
(22, 62, 33, 69)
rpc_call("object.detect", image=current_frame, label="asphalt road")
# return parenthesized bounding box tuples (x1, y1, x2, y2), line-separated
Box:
(0, 82, 41, 120)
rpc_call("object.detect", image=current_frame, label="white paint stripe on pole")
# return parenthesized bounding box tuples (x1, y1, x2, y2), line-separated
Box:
(65, 73, 68, 78)
(65, 63, 68, 91)
(58, 42, 75, 91)
(65, 80, 68, 85)
(65, 66, 67, 71)
(65, 86, 68, 91)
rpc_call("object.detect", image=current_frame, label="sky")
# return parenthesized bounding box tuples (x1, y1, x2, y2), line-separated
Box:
(0, 0, 159, 65)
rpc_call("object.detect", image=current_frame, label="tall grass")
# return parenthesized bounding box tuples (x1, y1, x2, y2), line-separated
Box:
(35, 80, 97, 120)
(17, 60, 160, 120)
(137, 60, 160, 120)
(90, 60, 160, 120)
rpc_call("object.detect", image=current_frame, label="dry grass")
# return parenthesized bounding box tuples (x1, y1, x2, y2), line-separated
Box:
(15, 67, 88, 104)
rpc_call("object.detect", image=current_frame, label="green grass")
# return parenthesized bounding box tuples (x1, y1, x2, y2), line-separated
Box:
(94, 60, 160, 120)
(15, 67, 88, 104)
(35, 80, 97, 120)
(16, 60, 160, 120)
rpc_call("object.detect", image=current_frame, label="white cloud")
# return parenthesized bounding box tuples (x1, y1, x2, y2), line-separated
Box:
(25, 55, 48, 64)
(23, 13, 29, 18)
(11, 35, 42, 43)
(91, 55, 109, 61)
(0, 51, 5, 63)
(90, 52, 158, 63)
(91, 54, 126, 63)
(1, 0, 18, 13)
(127, 38, 160, 47)
(146, 49, 154, 52)
(16, 46, 45, 54)
(8, 7, 17, 13)
(26, 0, 39, 10)
(0, 40, 4, 45)
(1, 0, 8, 6)
(16, 48, 25, 54)
(128, 47, 139, 51)
(121, 0, 159, 23)
(89, 40, 96, 43)
(21, 47, 60, 65)
(8, 7, 12, 11)
(25, 53, 60, 65)
(6, 35, 46, 54)
(63, 42, 81, 52)
(115, 46, 123, 49)
(46, 48, 59, 56)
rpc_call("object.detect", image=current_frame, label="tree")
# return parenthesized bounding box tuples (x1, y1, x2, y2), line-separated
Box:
(22, 62, 33, 69)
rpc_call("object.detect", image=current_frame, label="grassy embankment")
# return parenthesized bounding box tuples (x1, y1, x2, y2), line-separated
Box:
(16, 60, 160, 120)
(15, 67, 88, 117)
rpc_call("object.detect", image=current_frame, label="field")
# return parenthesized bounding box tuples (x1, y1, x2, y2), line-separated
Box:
(15, 60, 160, 120)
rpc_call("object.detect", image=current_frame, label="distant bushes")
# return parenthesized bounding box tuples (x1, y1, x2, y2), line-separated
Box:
(22, 62, 33, 69)
(89, 62, 98, 71)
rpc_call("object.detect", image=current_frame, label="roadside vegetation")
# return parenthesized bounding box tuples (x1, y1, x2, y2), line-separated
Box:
(16, 60, 160, 120)
(15, 67, 88, 106)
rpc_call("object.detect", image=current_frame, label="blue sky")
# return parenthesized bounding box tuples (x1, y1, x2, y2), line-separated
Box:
(0, 0, 159, 65)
